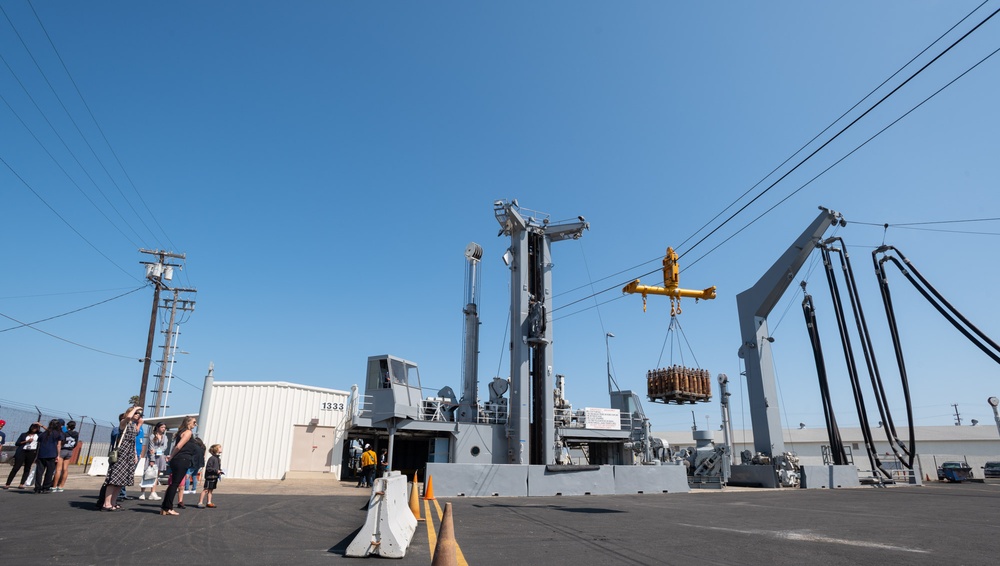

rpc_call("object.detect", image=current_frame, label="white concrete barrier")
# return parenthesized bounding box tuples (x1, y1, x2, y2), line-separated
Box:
(87, 457, 145, 478)
(345, 471, 417, 558)
(88, 457, 109, 476)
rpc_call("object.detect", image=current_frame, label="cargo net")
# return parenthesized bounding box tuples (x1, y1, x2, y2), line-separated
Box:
(646, 365, 712, 404)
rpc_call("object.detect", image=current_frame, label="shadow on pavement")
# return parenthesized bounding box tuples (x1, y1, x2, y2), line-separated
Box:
(328, 525, 363, 556)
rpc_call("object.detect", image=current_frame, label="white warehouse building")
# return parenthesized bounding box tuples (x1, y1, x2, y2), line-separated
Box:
(195, 375, 353, 480)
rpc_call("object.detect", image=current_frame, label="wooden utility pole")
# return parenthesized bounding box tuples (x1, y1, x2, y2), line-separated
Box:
(137, 249, 187, 411)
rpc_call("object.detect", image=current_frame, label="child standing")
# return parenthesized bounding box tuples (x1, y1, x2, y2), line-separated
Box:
(197, 444, 223, 508)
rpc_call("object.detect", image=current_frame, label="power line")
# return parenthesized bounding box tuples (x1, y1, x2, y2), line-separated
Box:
(672, 0, 993, 256)
(0, 7, 149, 247)
(0, 89, 143, 250)
(675, 4, 1000, 265)
(0, 154, 137, 279)
(26, 1, 180, 252)
(0, 310, 139, 359)
(0, 286, 141, 300)
(0, 285, 146, 333)
(552, 6, 1000, 317)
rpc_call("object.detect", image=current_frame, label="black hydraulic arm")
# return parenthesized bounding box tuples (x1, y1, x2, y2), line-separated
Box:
(876, 246, 1000, 364)
(819, 245, 886, 477)
(825, 240, 914, 469)
(801, 288, 848, 465)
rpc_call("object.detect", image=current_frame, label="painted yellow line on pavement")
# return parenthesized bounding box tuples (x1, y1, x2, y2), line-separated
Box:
(424, 499, 469, 566)
(425, 498, 437, 554)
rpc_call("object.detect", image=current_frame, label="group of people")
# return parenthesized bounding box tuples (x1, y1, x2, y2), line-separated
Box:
(100, 408, 224, 515)
(356, 444, 388, 488)
(1, 408, 224, 513)
(2, 418, 80, 493)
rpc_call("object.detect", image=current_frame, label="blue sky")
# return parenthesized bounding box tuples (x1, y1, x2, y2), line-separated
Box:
(2, 2, 999, 438)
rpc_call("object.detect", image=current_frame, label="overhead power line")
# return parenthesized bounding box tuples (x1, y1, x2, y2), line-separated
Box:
(551, 4, 1000, 317)
(673, 0, 993, 256)
(26, 1, 180, 252)
(0, 154, 136, 279)
(0, 5, 150, 247)
(674, 3, 1000, 264)
(0, 309, 139, 359)
(0, 285, 147, 333)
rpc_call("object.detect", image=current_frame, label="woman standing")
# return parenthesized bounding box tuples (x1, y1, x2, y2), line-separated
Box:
(140, 422, 168, 501)
(3, 423, 40, 489)
(34, 419, 65, 493)
(53, 420, 79, 492)
(100, 406, 143, 511)
(161, 416, 199, 516)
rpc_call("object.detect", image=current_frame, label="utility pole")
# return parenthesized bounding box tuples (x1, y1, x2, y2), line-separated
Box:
(137, 249, 187, 411)
(149, 289, 196, 417)
(952, 403, 962, 426)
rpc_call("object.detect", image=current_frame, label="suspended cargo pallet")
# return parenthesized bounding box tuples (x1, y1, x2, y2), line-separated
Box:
(646, 365, 712, 404)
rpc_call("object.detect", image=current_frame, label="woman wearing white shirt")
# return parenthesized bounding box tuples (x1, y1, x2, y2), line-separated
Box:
(139, 422, 168, 501)
(4, 423, 40, 489)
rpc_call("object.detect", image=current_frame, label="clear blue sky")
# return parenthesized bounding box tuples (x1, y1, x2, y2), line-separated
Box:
(2, 2, 998, 437)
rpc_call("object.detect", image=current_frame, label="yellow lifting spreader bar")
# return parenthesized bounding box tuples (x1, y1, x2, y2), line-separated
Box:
(622, 247, 716, 315)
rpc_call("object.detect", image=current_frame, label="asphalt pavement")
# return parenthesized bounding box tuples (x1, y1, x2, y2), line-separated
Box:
(1, 470, 998, 566)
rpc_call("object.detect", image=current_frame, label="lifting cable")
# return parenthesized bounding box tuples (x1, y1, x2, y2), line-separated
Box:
(875, 245, 1000, 364)
(817, 244, 888, 478)
(800, 289, 848, 466)
(657, 314, 700, 370)
(825, 239, 916, 473)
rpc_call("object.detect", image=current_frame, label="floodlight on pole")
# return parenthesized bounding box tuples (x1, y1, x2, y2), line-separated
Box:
(989, 396, 1000, 438)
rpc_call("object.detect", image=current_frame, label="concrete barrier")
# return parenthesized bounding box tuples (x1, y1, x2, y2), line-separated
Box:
(528, 464, 615, 496)
(345, 471, 417, 558)
(800, 465, 861, 489)
(88, 457, 109, 477)
(425, 463, 529, 497)
(86, 457, 144, 478)
(613, 464, 690, 494)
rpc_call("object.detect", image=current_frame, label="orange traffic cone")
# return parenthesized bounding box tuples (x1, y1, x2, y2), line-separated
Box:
(423, 474, 436, 500)
(430, 502, 457, 566)
(925, 473, 931, 482)
(409, 472, 423, 521)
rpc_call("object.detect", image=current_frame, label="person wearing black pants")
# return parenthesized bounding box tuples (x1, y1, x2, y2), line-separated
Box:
(4, 423, 41, 489)
(33, 419, 64, 493)
(161, 415, 200, 516)
(162, 456, 192, 511)
(6, 448, 37, 488)
(34, 457, 56, 493)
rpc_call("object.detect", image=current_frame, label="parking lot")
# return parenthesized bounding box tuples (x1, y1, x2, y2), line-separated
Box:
(1, 470, 999, 565)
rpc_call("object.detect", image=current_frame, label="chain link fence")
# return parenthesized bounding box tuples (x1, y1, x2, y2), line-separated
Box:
(0, 398, 116, 471)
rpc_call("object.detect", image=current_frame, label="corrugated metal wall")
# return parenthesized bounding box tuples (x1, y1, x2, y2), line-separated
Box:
(201, 382, 351, 480)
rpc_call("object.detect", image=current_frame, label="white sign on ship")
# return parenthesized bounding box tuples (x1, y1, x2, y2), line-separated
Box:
(584, 407, 621, 430)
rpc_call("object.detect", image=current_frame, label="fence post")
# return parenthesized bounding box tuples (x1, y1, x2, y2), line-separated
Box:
(83, 417, 98, 474)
